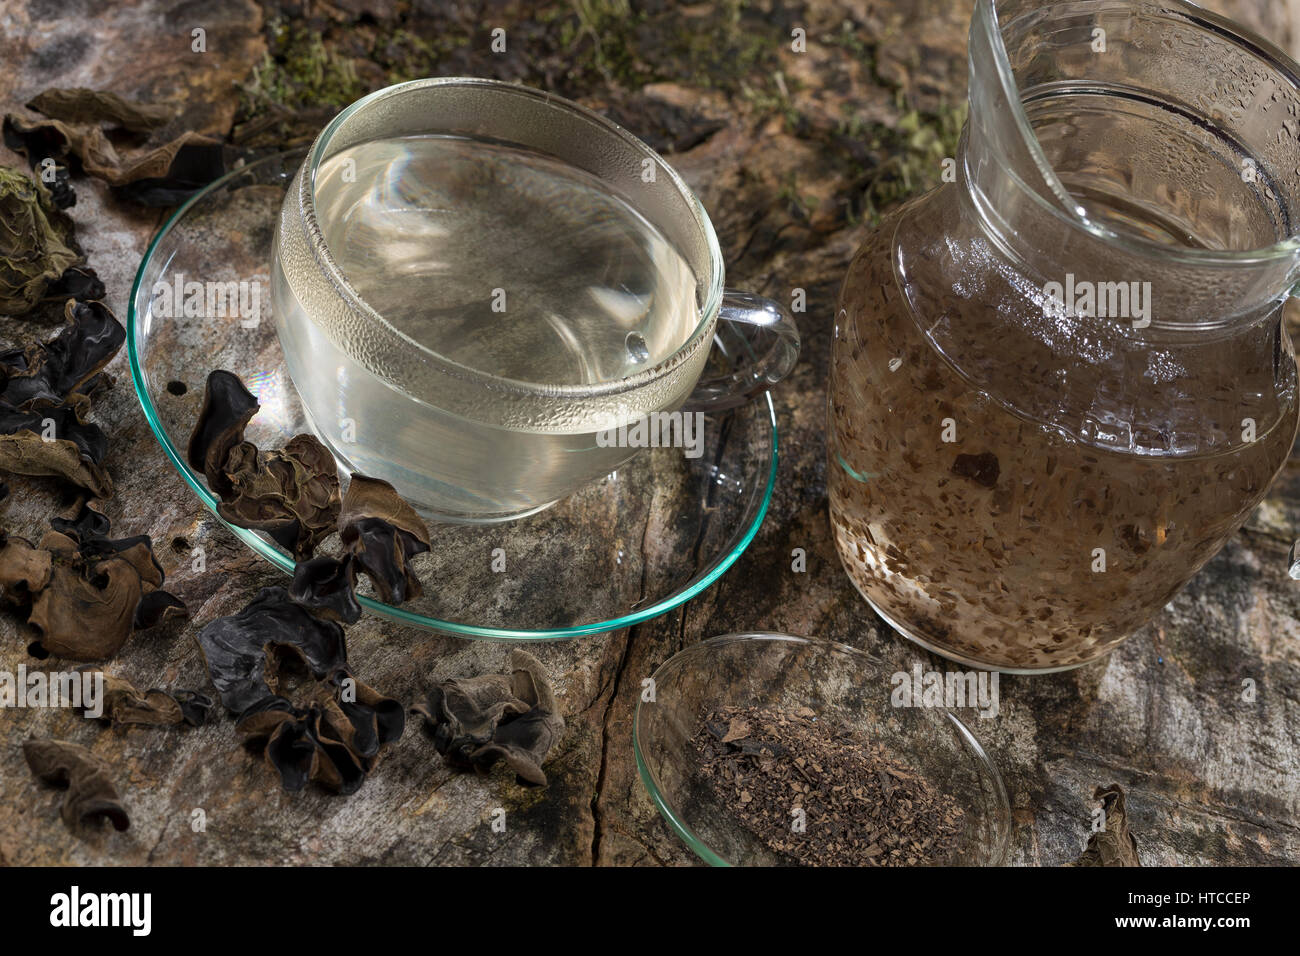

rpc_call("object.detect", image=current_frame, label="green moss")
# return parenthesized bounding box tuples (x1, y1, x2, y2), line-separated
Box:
(564, 0, 776, 92)
(856, 101, 966, 225)
(740, 71, 803, 131)
(240, 23, 367, 115)
(238, 17, 468, 120)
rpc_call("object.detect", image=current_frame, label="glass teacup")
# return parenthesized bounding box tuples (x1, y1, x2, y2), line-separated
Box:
(272, 78, 798, 522)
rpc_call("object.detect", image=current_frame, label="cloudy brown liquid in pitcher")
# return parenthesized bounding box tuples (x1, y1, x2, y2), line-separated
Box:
(830, 220, 1296, 670)
(829, 85, 1300, 670)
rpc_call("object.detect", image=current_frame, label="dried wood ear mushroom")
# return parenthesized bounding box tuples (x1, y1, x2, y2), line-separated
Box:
(0, 165, 79, 313)
(218, 434, 340, 560)
(340, 474, 430, 605)
(4, 87, 232, 208)
(0, 299, 124, 496)
(1, 501, 186, 661)
(413, 649, 565, 787)
(23, 738, 129, 833)
(0, 402, 111, 497)
(196, 586, 403, 793)
(189, 370, 341, 560)
(1070, 783, 1143, 867)
(187, 369, 259, 497)
(94, 675, 212, 727)
(1, 299, 124, 411)
(290, 554, 361, 624)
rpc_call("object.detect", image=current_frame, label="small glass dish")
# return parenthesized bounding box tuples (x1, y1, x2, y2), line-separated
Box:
(127, 150, 780, 639)
(634, 633, 1011, 866)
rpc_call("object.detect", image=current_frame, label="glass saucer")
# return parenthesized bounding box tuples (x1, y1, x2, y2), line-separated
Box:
(127, 150, 778, 639)
(634, 633, 1011, 866)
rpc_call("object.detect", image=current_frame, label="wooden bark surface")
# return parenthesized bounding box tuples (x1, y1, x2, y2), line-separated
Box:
(1, 0, 1298, 866)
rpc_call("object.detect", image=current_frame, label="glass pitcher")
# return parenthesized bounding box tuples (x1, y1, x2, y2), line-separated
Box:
(829, 0, 1300, 672)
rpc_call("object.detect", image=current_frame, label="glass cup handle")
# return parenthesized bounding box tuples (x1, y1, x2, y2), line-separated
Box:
(683, 289, 801, 412)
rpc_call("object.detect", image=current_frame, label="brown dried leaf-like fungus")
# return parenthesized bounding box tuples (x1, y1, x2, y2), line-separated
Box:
(1069, 784, 1143, 867)
(0, 165, 79, 313)
(4, 87, 230, 208)
(26, 89, 173, 132)
(0, 299, 124, 497)
(92, 675, 212, 727)
(2, 504, 185, 661)
(0, 401, 112, 497)
(217, 434, 340, 561)
(196, 586, 403, 793)
(340, 474, 430, 605)
(23, 738, 129, 833)
(413, 649, 565, 787)
(0, 528, 52, 597)
(188, 371, 340, 560)
(0, 299, 125, 411)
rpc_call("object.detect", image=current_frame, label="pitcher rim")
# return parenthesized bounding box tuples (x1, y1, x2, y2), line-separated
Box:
(979, 0, 1300, 270)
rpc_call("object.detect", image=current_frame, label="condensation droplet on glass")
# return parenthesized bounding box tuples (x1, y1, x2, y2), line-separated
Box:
(626, 331, 649, 364)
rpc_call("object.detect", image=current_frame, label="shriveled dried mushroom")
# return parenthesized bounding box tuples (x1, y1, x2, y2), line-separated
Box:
(41, 264, 104, 303)
(290, 554, 361, 624)
(413, 650, 564, 787)
(217, 434, 340, 561)
(0, 529, 52, 597)
(340, 474, 430, 605)
(187, 369, 259, 498)
(189, 371, 340, 560)
(0, 401, 111, 497)
(0, 299, 124, 496)
(196, 586, 403, 793)
(25, 88, 173, 131)
(1069, 784, 1142, 867)
(23, 738, 129, 833)
(0, 165, 79, 313)
(236, 673, 403, 794)
(92, 674, 212, 727)
(1, 504, 185, 660)
(4, 87, 230, 208)
(196, 585, 347, 714)
(0, 299, 124, 411)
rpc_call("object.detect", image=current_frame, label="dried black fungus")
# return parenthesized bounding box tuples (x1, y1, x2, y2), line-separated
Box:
(413, 650, 565, 787)
(0, 165, 79, 313)
(0, 299, 124, 496)
(133, 589, 188, 629)
(1, 299, 125, 411)
(217, 434, 340, 561)
(23, 738, 129, 833)
(48, 496, 110, 540)
(951, 451, 1000, 489)
(0, 402, 111, 497)
(187, 369, 259, 498)
(290, 554, 361, 624)
(25, 88, 173, 132)
(189, 371, 340, 560)
(92, 675, 212, 727)
(0, 528, 52, 596)
(196, 586, 403, 793)
(0, 504, 185, 661)
(4, 88, 231, 208)
(340, 474, 430, 605)
(1070, 784, 1142, 867)
(42, 264, 104, 302)
(196, 586, 347, 714)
